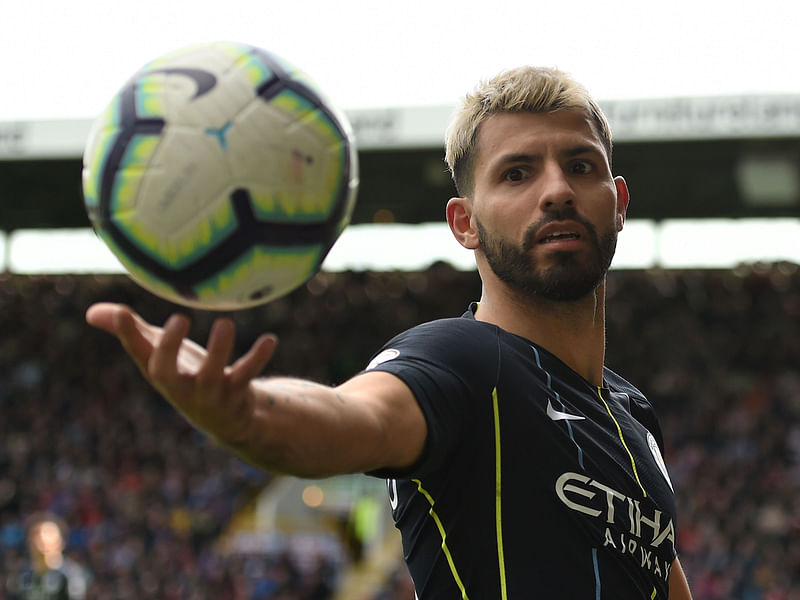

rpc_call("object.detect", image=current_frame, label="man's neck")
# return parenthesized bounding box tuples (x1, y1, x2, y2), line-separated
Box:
(473, 282, 607, 386)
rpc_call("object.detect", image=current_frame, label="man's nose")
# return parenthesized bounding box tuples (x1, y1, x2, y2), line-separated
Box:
(537, 164, 576, 211)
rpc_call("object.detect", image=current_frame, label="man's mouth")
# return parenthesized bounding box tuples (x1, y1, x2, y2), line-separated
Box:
(540, 231, 581, 244)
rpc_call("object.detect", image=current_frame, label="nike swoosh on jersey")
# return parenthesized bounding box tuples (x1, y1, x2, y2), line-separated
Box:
(546, 399, 586, 422)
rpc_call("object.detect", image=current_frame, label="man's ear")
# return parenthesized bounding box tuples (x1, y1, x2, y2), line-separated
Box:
(614, 176, 630, 231)
(446, 197, 480, 249)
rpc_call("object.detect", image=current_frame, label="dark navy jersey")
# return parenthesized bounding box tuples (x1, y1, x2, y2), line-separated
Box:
(366, 305, 677, 600)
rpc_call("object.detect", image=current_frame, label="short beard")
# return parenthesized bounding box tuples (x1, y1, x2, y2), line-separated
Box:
(476, 208, 617, 302)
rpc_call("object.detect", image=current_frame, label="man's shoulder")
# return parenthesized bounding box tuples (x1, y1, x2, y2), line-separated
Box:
(367, 314, 500, 374)
(603, 367, 648, 402)
(392, 313, 497, 344)
(603, 366, 665, 447)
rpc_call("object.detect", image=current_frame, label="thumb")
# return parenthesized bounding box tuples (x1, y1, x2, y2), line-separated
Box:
(86, 303, 141, 336)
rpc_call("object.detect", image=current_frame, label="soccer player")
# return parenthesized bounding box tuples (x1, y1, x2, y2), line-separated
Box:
(87, 66, 693, 599)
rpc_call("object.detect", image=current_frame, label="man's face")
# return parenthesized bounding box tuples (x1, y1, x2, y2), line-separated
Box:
(468, 110, 627, 302)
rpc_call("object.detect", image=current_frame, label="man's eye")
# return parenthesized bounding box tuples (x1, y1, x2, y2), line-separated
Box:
(504, 168, 526, 182)
(571, 160, 594, 174)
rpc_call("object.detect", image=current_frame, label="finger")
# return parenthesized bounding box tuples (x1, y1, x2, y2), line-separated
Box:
(229, 334, 279, 387)
(148, 313, 191, 382)
(198, 317, 236, 384)
(86, 302, 132, 334)
(88, 302, 164, 347)
(110, 306, 160, 372)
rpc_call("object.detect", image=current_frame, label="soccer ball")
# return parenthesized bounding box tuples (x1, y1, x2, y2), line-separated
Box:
(82, 41, 358, 310)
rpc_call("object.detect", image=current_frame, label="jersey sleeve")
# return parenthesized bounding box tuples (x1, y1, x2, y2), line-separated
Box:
(362, 318, 498, 478)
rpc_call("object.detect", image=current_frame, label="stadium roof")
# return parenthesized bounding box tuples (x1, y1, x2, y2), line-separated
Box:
(3, 94, 800, 159)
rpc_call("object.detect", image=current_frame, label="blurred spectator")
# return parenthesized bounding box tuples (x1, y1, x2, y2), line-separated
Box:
(5, 513, 89, 599)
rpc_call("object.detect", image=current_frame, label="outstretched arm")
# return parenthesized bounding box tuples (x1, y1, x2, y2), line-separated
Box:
(86, 303, 427, 478)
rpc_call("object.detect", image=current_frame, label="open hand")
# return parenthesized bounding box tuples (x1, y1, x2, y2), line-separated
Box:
(85, 303, 278, 446)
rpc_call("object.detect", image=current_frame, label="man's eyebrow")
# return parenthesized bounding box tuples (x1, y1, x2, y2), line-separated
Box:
(485, 142, 607, 174)
(563, 144, 604, 158)
(490, 153, 541, 169)
(492, 144, 604, 166)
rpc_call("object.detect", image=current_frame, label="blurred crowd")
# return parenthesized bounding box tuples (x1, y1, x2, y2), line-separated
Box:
(0, 263, 798, 599)
(605, 265, 800, 600)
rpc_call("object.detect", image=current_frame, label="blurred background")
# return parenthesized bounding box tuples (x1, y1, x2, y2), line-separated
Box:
(2, 1, 800, 598)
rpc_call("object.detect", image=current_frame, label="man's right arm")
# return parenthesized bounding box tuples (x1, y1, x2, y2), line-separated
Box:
(85, 303, 427, 478)
(235, 371, 427, 477)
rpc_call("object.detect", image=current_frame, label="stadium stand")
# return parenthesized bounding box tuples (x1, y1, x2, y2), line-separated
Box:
(0, 263, 798, 599)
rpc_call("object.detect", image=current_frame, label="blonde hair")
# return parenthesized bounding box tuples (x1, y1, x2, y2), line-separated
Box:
(445, 66, 613, 196)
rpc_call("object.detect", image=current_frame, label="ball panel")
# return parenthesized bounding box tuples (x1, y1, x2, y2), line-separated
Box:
(135, 77, 169, 118)
(190, 244, 323, 309)
(135, 128, 229, 229)
(225, 98, 295, 186)
(230, 47, 278, 90)
(111, 204, 162, 268)
(110, 135, 155, 221)
(112, 128, 232, 270)
(96, 228, 182, 303)
(112, 194, 239, 272)
(110, 165, 146, 216)
(136, 71, 231, 130)
(82, 102, 123, 212)
(82, 129, 117, 213)
(275, 92, 350, 217)
(229, 99, 350, 224)
(241, 136, 343, 224)
(166, 196, 239, 269)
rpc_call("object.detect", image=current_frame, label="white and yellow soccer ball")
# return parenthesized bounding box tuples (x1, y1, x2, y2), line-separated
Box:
(82, 41, 358, 310)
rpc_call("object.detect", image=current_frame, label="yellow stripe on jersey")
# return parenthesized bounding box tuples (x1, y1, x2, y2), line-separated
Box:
(411, 479, 470, 600)
(492, 387, 509, 600)
(596, 387, 648, 498)
(409, 386, 508, 600)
